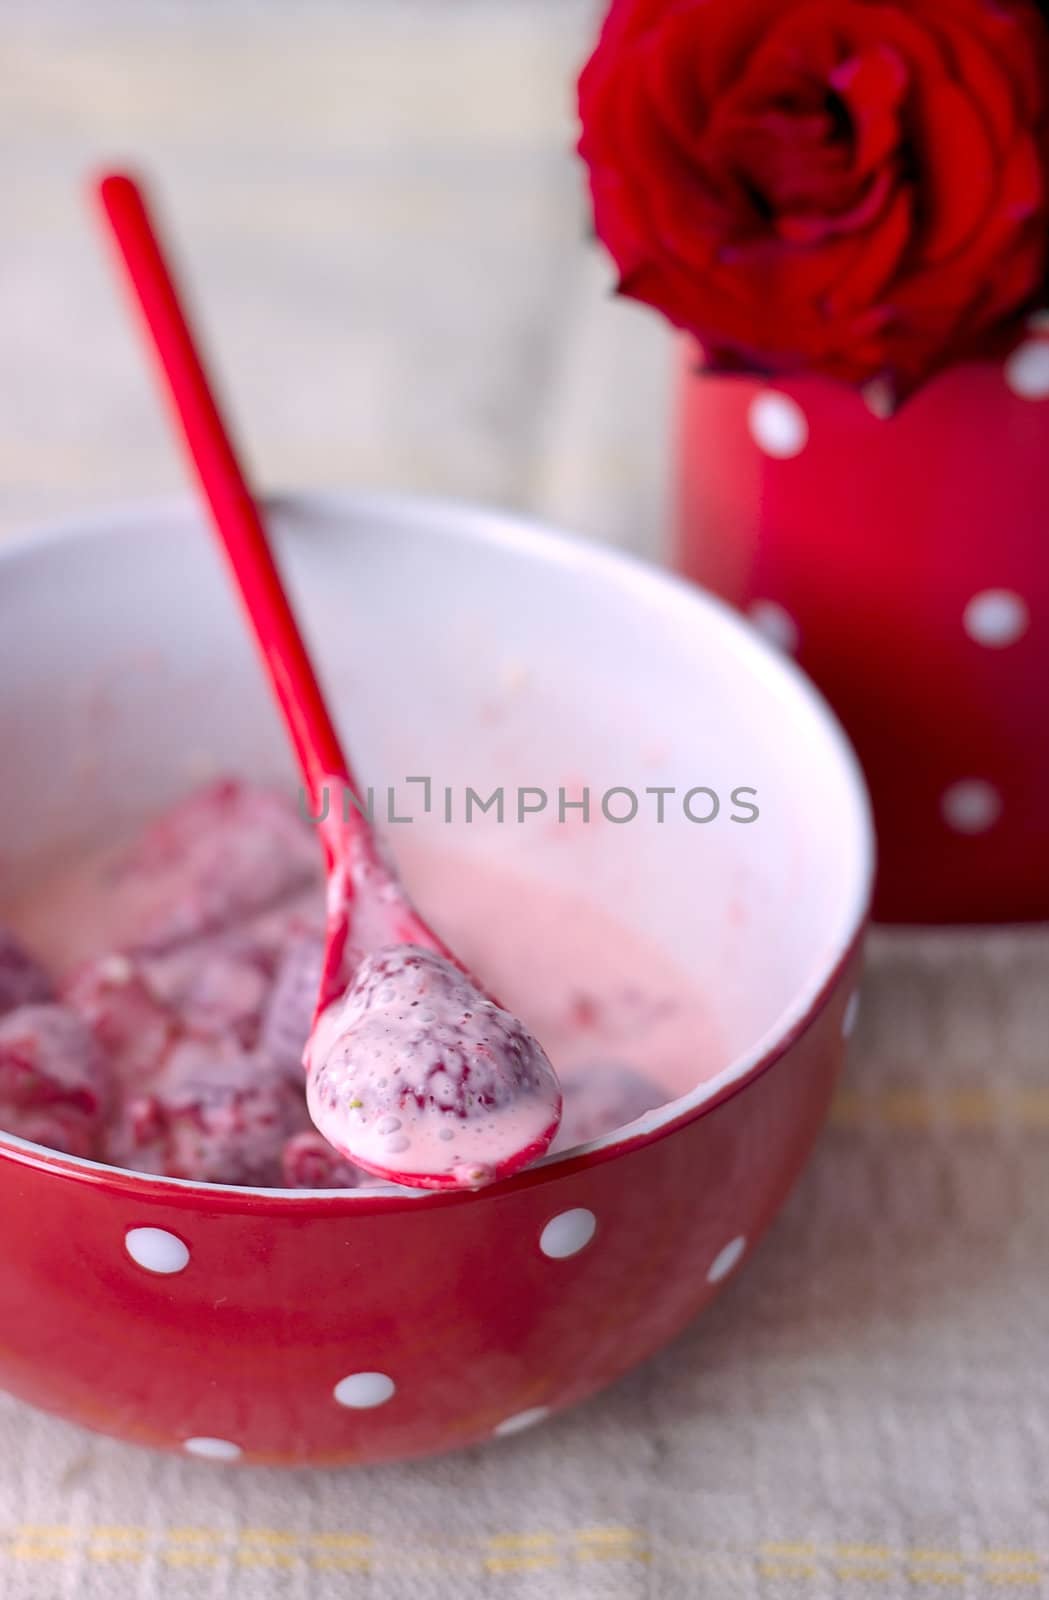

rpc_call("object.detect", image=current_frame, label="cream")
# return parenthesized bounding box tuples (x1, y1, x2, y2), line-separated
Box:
(0, 781, 719, 1187)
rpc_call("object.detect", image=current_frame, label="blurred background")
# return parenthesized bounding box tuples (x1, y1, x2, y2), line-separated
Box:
(0, 0, 669, 555)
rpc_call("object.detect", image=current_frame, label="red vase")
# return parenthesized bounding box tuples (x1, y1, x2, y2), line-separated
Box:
(675, 332, 1049, 924)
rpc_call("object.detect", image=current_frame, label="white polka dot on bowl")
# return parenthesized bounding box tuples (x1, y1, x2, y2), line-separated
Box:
(707, 1236, 746, 1285)
(748, 600, 800, 654)
(941, 780, 1002, 835)
(1005, 340, 1049, 400)
(540, 1209, 597, 1260)
(124, 1227, 190, 1275)
(748, 392, 809, 458)
(333, 1372, 396, 1410)
(183, 1437, 242, 1462)
(963, 590, 1029, 649)
(494, 1406, 550, 1438)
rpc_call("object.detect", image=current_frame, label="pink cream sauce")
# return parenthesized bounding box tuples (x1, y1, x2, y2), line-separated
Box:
(0, 783, 720, 1189)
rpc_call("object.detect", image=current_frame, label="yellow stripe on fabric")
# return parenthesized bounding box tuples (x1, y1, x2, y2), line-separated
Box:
(0, 1526, 1047, 1585)
(831, 1086, 1049, 1130)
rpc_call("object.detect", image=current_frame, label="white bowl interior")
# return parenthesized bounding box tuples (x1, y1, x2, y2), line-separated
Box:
(0, 493, 872, 1125)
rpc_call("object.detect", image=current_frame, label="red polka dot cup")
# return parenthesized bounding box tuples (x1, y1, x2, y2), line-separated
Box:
(0, 492, 872, 1465)
(676, 335, 1049, 924)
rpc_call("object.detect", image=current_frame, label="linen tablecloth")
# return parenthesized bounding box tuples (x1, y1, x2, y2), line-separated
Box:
(2, 5, 1047, 1595)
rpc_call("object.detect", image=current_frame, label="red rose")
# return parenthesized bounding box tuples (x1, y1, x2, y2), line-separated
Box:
(578, 0, 1049, 397)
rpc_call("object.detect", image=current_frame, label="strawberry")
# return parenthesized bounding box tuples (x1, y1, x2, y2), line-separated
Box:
(0, 1003, 112, 1158)
(62, 955, 176, 1088)
(280, 1129, 360, 1189)
(0, 928, 54, 1016)
(141, 891, 325, 1051)
(102, 780, 322, 952)
(142, 936, 273, 1050)
(106, 1038, 309, 1186)
(258, 932, 324, 1078)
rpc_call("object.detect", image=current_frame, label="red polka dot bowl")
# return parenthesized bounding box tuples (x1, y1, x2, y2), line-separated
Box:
(676, 338, 1049, 924)
(0, 492, 872, 1466)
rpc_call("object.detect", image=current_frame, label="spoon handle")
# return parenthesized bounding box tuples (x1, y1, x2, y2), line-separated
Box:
(96, 171, 354, 843)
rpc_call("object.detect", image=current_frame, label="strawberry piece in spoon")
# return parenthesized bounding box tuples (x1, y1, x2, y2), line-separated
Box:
(307, 946, 561, 1188)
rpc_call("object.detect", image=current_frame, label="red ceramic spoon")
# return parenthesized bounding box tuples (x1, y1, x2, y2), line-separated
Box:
(95, 171, 561, 1190)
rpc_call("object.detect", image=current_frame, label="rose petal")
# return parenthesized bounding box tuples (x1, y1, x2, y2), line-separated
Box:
(677, 0, 802, 103)
(927, 0, 1048, 126)
(894, 137, 1045, 320)
(911, 76, 998, 261)
(615, 46, 737, 264)
(922, 13, 1018, 154)
(824, 183, 914, 313)
(831, 45, 909, 175)
(777, 166, 896, 243)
